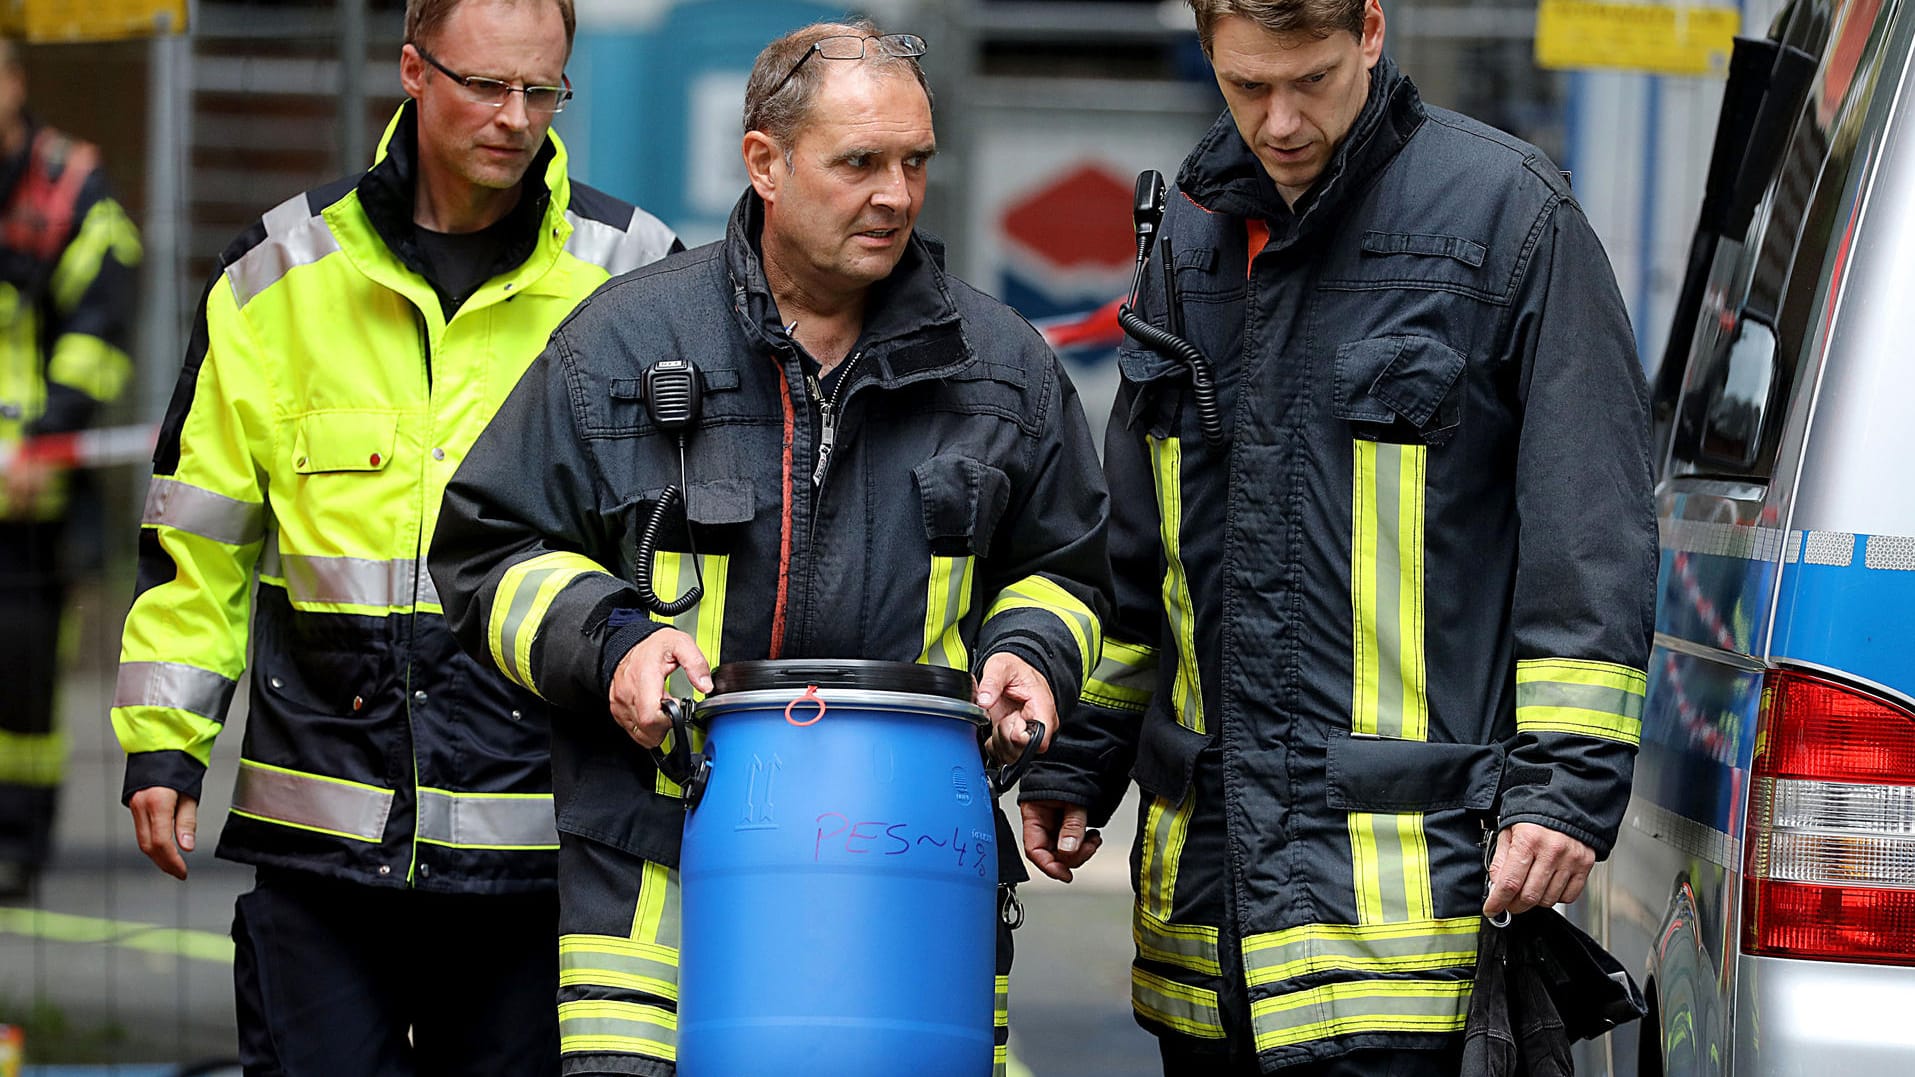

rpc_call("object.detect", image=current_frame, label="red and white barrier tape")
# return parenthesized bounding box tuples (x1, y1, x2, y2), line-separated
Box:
(2, 424, 158, 471)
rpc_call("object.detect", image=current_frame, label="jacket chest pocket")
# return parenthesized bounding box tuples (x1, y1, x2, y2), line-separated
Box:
(913, 453, 1009, 557)
(1332, 335, 1467, 446)
(1318, 230, 1500, 298)
(912, 454, 1009, 670)
(1117, 346, 1192, 440)
(625, 477, 756, 559)
(292, 410, 401, 474)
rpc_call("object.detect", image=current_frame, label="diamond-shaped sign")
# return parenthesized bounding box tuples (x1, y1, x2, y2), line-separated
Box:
(1001, 163, 1138, 272)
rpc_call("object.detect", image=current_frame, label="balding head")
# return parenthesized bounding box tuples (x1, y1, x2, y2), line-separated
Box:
(742, 21, 932, 153)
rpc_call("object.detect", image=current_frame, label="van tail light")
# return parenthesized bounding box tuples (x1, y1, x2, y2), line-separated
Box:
(1743, 671, 1915, 964)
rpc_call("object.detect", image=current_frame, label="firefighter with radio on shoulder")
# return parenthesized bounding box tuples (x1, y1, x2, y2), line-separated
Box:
(430, 20, 1110, 1076)
(1018, 0, 1659, 1073)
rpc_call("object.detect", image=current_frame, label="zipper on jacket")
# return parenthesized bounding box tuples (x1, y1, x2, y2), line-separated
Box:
(806, 350, 861, 487)
(402, 308, 432, 887)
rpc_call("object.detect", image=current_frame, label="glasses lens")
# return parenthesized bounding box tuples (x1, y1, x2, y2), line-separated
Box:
(462, 76, 512, 105)
(879, 34, 926, 58)
(524, 87, 567, 112)
(814, 36, 865, 60)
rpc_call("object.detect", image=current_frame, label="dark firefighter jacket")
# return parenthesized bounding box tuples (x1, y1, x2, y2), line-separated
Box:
(428, 189, 1110, 874)
(112, 102, 679, 894)
(0, 120, 141, 521)
(0, 120, 140, 833)
(1020, 56, 1658, 1069)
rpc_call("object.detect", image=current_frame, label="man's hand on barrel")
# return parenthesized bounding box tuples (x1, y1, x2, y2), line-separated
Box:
(1021, 801, 1102, 882)
(975, 651, 1057, 764)
(609, 627, 713, 748)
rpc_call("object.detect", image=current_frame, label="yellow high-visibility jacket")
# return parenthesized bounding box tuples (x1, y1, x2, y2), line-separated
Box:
(113, 103, 678, 893)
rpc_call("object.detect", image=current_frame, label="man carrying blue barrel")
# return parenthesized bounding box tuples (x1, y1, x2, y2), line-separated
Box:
(430, 20, 1110, 1077)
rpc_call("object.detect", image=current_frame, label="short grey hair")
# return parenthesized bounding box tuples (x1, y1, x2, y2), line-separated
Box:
(742, 19, 932, 150)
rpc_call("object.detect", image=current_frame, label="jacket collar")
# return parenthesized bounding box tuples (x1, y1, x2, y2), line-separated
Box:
(722, 189, 973, 387)
(1179, 53, 1424, 238)
(355, 100, 560, 283)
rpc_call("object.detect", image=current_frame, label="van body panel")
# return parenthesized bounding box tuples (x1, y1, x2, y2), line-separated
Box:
(1578, 1, 1915, 1073)
(1772, 543, 1915, 699)
(1733, 956, 1915, 1073)
(1789, 18, 1915, 539)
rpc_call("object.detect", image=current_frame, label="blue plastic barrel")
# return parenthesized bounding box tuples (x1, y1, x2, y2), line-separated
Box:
(677, 660, 997, 1076)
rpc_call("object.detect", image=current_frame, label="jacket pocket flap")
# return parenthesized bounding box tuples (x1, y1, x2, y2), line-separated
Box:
(948, 361, 1029, 389)
(1360, 231, 1488, 268)
(913, 454, 1010, 555)
(611, 368, 741, 404)
(293, 410, 399, 474)
(1326, 735, 1504, 813)
(1333, 336, 1466, 429)
(684, 479, 754, 525)
(1118, 344, 1185, 385)
(1131, 715, 1209, 801)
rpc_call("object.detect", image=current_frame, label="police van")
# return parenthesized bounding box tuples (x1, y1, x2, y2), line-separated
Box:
(1575, 0, 1915, 1073)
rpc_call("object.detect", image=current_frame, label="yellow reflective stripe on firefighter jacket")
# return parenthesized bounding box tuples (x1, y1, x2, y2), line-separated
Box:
(112, 101, 679, 893)
(0, 123, 140, 520)
(1023, 56, 1657, 1068)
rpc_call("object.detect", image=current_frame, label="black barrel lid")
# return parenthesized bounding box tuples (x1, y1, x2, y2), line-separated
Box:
(709, 659, 975, 701)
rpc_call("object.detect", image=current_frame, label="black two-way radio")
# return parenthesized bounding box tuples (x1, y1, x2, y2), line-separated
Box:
(1115, 170, 1224, 447)
(634, 359, 705, 617)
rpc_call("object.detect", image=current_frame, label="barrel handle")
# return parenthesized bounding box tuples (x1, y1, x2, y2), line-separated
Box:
(991, 719, 1046, 796)
(647, 697, 711, 810)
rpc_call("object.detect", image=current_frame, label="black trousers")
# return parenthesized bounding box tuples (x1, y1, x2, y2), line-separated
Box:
(0, 521, 66, 871)
(232, 867, 561, 1077)
(1160, 1038, 1465, 1076)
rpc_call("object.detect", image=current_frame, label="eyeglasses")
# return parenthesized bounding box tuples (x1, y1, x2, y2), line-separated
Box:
(766, 33, 927, 101)
(414, 44, 573, 114)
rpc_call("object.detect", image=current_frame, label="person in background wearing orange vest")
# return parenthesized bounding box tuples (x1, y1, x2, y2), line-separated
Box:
(0, 33, 142, 901)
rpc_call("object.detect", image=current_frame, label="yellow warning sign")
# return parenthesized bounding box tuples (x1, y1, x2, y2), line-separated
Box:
(0, 0, 187, 42)
(1535, 0, 1739, 77)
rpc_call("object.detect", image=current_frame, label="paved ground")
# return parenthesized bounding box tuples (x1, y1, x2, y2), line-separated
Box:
(2, 592, 1161, 1074)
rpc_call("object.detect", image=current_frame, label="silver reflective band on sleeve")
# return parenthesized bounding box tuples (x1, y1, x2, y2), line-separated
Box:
(276, 554, 439, 609)
(229, 759, 392, 843)
(141, 477, 266, 546)
(415, 564, 441, 608)
(564, 207, 676, 277)
(226, 194, 342, 309)
(417, 788, 559, 849)
(114, 661, 239, 722)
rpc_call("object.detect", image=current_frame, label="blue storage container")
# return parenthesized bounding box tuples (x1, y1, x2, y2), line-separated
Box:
(675, 660, 999, 1076)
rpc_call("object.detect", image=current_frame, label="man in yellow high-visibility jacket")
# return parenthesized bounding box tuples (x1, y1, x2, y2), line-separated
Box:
(110, 0, 677, 1070)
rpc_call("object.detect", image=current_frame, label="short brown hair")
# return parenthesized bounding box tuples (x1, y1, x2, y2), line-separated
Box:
(742, 20, 932, 150)
(1185, 0, 1364, 52)
(405, 0, 577, 54)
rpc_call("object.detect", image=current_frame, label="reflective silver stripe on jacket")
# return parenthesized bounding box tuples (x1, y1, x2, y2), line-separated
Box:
(417, 788, 559, 849)
(264, 550, 439, 609)
(229, 759, 392, 843)
(226, 193, 342, 309)
(114, 660, 238, 721)
(563, 206, 677, 277)
(141, 477, 266, 546)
